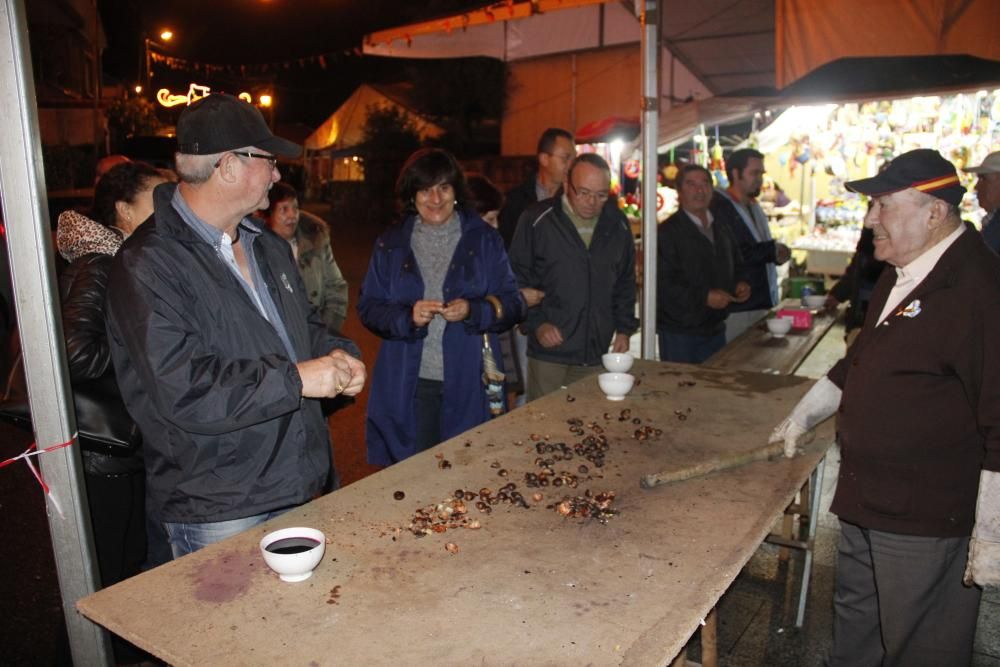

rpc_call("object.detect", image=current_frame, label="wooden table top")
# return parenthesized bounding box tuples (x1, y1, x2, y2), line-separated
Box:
(77, 360, 832, 667)
(704, 301, 837, 376)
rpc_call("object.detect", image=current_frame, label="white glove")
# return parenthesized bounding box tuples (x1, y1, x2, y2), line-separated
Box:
(769, 376, 841, 458)
(965, 469, 1000, 587)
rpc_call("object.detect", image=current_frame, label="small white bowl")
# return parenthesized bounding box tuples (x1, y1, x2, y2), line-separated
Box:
(802, 294, 826, 309)
(601, 353, 634, 373)
(766, 317, 794, 337)
(260, 527, 326, 582)
(598, 372, 635, 401)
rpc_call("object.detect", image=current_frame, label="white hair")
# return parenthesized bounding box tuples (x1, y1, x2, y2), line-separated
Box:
(174, 152, 224, 185)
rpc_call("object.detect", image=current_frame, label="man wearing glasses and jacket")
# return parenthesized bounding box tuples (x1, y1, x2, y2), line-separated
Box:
(509, 153, 638, 400)
(106, 94, 365, 558)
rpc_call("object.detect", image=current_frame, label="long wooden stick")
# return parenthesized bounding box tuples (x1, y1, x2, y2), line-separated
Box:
(640, 442, 785, 489)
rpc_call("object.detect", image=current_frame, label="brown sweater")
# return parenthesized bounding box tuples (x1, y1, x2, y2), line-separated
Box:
(828, 227, 1000, 537)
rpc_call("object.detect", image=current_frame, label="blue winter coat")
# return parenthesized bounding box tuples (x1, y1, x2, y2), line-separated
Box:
(358, 210, 525, 466)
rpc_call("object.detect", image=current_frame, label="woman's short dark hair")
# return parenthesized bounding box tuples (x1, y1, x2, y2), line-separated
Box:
(395, 148, 468, 216)
(266, 182, 298, 217)
(91, 161, 162, 228)
(465, 174, 503, 215)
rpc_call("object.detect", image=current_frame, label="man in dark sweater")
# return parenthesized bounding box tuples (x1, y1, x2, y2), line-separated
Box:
(656, 164, 750, 363)
(498, 128, 575, 404)
(770, 149, 1000, 666)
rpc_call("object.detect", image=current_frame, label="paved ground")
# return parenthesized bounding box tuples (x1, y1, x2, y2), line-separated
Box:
(2, 205, 998, 665)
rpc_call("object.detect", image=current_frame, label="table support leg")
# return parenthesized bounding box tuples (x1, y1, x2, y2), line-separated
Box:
(701, 607, 718, 667)
(795, 454, 826, 627)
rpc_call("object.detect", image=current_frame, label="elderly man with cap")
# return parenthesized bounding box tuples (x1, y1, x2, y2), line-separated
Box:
(105, 94, 366, 558)
(770, 148, 1000, 665)
(966, 151, 1000, 253)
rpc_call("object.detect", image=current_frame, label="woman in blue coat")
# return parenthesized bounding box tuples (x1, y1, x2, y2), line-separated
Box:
(359, 149, 525, 465)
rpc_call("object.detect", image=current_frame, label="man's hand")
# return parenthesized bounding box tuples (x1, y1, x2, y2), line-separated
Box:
(328, 349, 366, 397)
(707, 289, 733, 310)
(297, 356, 353, 398)
(611, 333, 630, 353)
(823, 293, 841, 314)
(964, 470, 1000, 587)
(775, 242, 791, 265)
(767, 376, 842, 457)
(440, 298, 470, 322)
(732, 282, 751, 304)
(535, 322, 564, 348)
(412, 299, 444, 327)
(520, 287, 545, 308)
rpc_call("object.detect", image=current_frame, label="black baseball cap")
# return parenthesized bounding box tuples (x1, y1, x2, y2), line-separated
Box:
(845, 149, 965, 205)
(176, 93, 301, 158)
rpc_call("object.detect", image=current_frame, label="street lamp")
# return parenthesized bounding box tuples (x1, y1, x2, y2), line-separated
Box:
(142, 28, 174, 94)
(258, 92, 274, 129)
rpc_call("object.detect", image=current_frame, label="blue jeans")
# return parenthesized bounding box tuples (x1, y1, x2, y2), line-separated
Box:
(657, 329, 726, 364)
(164, 507, 293, 559)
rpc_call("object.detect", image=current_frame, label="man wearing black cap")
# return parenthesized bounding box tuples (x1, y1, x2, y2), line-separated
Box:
(106, 94, 366, 557)
(770, 148, 1000, 665)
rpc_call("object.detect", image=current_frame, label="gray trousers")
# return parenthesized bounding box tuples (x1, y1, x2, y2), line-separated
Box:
(526, 357, 600, 402)
(827, 520, 981, 667)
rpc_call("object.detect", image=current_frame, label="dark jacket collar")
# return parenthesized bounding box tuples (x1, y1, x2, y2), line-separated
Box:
(151, 182, 265, 245)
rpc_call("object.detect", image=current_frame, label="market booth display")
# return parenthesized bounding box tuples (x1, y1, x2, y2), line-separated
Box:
(756, 90, 1000, 277)
(78, 361, 832, 666)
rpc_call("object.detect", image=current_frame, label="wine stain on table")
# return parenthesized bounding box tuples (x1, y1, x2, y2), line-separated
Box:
(190, 547, 260, 603)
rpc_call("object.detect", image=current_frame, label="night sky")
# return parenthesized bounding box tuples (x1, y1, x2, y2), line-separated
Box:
(96, 0, 495, 127)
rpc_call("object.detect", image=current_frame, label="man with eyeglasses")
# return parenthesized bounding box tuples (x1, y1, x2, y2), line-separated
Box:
(509, 153, 638, 400)
(106, 94, 366, 558)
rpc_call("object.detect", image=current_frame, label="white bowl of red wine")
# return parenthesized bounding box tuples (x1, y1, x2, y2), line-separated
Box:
(260, 527, 326, 582)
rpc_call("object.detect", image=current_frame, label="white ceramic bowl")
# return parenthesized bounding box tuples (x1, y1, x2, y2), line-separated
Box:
(601, 352, 634, 373)
(802, 294, 826, 309)
(598, 372, 635, 401)
(260, 527, 326, 582)
(766, 317, 794, 337)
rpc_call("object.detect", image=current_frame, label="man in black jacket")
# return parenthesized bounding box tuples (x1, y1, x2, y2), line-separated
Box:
(106, 94, 366, 558)
(657, 165, 750, 362)
(509, 153, 638, 400)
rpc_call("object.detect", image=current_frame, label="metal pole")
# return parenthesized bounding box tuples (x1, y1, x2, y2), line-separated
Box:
(639, 0, 659, 360)
(0, 1, 112, 664)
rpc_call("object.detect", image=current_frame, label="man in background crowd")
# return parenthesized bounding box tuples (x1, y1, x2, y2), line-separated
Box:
(966, 151, 1000, 252)
(657, 164, 750, 363)
(498, 127, 575, 404)
(711, 148, 790, 341)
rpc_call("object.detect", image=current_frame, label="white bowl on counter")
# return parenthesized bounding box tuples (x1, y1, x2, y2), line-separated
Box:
(601, 353, 634, 373)
(802, 294, 826, 309)
(598, 372, 635, 401)
(766, 317, 794, 337)
(260, 527, 326, 582)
